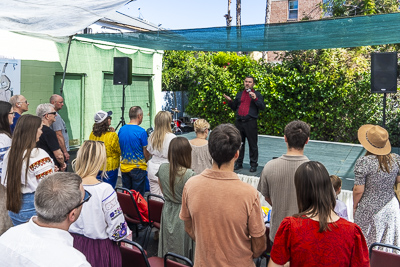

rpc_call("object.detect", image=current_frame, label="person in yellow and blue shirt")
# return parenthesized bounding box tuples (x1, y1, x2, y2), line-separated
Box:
(118, 106, 151, 196)
(89, 110, 121, 188)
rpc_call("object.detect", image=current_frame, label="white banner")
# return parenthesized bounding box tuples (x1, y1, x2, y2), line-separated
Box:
(0, 59, 21, 102)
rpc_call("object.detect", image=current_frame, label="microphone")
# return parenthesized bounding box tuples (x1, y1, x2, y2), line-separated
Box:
(246, 88, 251, 93)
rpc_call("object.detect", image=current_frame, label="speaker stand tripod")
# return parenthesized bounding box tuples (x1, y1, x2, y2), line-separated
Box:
(382, 92, 387, 128)
(116, 84, 127, 131)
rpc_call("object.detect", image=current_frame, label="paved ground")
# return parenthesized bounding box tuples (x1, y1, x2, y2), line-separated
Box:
(182, 132, 372, 191)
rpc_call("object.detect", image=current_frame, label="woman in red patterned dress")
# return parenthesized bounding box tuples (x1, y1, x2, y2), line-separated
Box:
(268, 161, 370, 267)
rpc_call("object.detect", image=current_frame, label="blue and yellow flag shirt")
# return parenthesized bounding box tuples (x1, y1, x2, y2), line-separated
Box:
(118, 124, 148, 172)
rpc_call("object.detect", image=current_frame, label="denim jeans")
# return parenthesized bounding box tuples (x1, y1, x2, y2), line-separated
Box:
(121, 169, 147, 197)
(8, 192, 36, 226)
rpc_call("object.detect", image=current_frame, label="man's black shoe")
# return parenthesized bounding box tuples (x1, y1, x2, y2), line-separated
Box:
(234, 163, 243, 170)
(250, 166, 257, 172)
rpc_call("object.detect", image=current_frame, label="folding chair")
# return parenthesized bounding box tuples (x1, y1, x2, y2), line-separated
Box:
(116, 187, 151, 249)
(147, 193, 165, 230)
(255, 225, 272, 267)
(164, 252, 193, 267)
(119, 239, 151, 267)
(370, 242, 400, 267)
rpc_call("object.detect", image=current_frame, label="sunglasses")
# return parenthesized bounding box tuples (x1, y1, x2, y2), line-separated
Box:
(8, 112, 15, 116)
(66, 190, 91, 215)
(46, 112, 57, 116)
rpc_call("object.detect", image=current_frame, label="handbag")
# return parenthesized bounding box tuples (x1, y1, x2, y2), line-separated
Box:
(124, 189, 149, 222)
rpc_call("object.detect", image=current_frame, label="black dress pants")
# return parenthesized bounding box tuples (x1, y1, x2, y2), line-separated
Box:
(235, 119, 258, 167)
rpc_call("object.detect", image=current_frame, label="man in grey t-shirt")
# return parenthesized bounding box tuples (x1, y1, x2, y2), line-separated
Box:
(257, 120, 310, 243)
(50, 94, 70, 162)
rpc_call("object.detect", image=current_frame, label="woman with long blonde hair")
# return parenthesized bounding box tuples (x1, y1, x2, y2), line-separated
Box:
(69, 140, 129, 267)
(189, 119, 212, 175)
(147, 111, 176, 196)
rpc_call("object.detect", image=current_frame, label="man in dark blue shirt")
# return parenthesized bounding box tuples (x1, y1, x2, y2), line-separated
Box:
(9, 95, 29, 132)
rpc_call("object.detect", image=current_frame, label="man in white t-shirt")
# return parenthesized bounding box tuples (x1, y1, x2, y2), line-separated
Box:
(0, 172, 91, 267)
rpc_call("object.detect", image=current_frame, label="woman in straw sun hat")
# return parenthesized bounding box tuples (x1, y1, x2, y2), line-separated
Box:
(353, 124, 400, 249)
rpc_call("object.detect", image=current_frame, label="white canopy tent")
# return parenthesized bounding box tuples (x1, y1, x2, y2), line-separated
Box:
(0, 0, 130, 42)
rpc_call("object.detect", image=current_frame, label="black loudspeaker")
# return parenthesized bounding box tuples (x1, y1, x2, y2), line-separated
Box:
(371, 52, 398, 93)
(113, 57, 132, 85)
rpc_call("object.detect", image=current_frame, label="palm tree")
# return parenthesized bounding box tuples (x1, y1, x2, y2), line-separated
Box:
(236, 0, 242, 54)
(262, 0, 271, 60)
(236, 0, 241, 26)
(224, 0, 232, 26)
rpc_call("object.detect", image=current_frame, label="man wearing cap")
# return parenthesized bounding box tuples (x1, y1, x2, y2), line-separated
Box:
(50, 94, 70, 163)
(36, 103, 66, 171)
(89, 110, 120, 188)
(9, 95, 29, 133)
(118, 106, 150, 196)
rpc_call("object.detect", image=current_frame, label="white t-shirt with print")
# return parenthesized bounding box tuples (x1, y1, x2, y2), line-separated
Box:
(69, 182, 131, 241)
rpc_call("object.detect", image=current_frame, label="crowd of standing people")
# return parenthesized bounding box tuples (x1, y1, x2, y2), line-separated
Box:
(0, 76, 398, 267)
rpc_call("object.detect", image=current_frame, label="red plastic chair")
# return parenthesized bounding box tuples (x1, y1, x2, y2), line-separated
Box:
(119, 239, 164, 267)
(116, 187, 150, 248)
(119, 239, 151, 267)
(147, 252, 193, 267)
(370, 242, 400, 267)
(164, 252, 193, 267)
(147, 193, 165, 230)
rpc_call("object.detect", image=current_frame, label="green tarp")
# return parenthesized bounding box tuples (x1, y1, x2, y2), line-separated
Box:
(77, 12, 400, 51)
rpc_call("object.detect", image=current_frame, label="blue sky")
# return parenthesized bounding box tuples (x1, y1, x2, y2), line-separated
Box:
(119, 0, 268, 30)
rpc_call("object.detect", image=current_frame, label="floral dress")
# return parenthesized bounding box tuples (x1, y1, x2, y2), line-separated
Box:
(354, 153, 400, 248)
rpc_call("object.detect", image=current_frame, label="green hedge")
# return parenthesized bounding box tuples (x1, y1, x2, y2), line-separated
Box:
(162, 50, 400, 146)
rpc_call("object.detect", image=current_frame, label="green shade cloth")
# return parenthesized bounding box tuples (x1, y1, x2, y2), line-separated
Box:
(77, 12, 400, 51)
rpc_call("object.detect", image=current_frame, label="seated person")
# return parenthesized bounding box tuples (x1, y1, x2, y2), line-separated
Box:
(0, 172, 90, 266)
(330, 174, 348, 220)
(268, 161, 369, 267)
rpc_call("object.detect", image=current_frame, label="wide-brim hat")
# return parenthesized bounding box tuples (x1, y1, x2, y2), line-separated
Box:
(358, 124, 391, 155)
(94, 110, 112, 124)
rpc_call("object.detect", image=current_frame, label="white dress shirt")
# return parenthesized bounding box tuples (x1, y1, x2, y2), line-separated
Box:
(0, 217, 90, 267)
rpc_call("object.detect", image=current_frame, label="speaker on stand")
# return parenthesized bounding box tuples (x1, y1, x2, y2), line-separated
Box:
(113, 57, 132, 130)
(371, 52, 398, 127)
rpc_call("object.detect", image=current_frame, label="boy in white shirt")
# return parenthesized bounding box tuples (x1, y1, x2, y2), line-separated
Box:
(330, 174, 349, 220)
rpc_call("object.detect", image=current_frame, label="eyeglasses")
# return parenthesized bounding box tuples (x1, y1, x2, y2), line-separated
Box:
(18, 100, 28, 104)
(8, 112, 15, 116)
(66, 190, 91, 215)
(46, 112, 57, 116)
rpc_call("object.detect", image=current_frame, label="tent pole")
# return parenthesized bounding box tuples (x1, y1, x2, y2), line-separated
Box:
(60, 36, 73, 95)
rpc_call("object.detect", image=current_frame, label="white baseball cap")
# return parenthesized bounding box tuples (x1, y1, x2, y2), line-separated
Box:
(94, 110, 112, 124)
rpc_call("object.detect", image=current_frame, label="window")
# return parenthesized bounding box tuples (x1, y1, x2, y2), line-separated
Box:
(323, 0, 332, 17)
(288, 0, 298, 20)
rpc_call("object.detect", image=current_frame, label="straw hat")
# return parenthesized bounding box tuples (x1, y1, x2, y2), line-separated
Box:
(357, 124, 391, 155)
